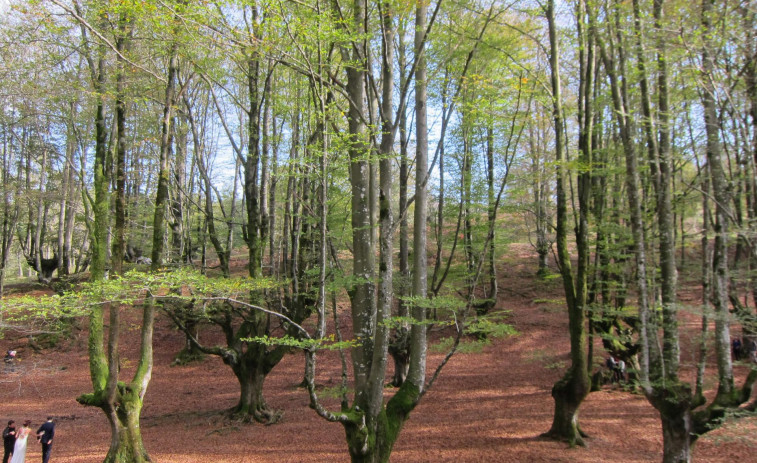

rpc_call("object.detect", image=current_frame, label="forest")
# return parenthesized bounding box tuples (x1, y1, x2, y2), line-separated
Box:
(1, 0, 756, 462)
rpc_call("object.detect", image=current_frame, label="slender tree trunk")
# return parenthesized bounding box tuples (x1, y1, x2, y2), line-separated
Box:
(485, 125, 497, 310)
(373, 0, 396, 426)
(185, 94, 230, 276)
(701, 0, 735, 402)
(260, 75, 272, 272)
(57, 139, 69, 276)
(544, 0, 590, 445)
(32, 146, 49, 282)
(269, 116, 278, 277)
(391, 22, 411, 388)
(0, 121, 20, 296)
(170, 117, 187, 262)
(151, 40, 178, 269)
(111, 18, 130, 276)
(461, 112, 473, 285)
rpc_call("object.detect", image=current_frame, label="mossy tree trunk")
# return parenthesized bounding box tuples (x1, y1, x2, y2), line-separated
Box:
(151, 40, 178, 268)
(660, 412, 692, 463)
(111, 15, 130, 278)
(104, 388, 149, 463)
(69, 3, 177, 459)
(652, 390, 693, 463)
(546, 369, 589, 446)
(305, 2, 437, 462)
(343, 382, 420, 463)
(629, 3, 696, 461)
(231, 356, 273, 421)
(543, 0, 591, 446)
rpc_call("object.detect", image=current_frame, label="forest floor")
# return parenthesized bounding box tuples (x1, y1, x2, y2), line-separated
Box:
(2, 243, 756, 462)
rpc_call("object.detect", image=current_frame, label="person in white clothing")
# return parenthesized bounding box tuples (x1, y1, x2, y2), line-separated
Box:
(9, 420, 31, 463)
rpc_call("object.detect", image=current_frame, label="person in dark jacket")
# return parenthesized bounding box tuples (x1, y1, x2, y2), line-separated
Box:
(733, 338, 743, 360)
(35, 418, 54, 463)
(3, 351, 15, 372)
(2, 421, 16, 463)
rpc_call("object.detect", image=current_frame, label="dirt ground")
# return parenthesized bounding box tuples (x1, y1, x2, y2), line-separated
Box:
(2, 244, 756, 462)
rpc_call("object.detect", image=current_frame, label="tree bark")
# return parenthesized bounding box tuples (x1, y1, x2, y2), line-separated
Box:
(701, 0, 735, 401)
(151, 40, 178, 269)
(231, 356, 274, 422)
(660, 408, 692, 463)
(111, 16, 131, 276)
(543, 0, 590, 445)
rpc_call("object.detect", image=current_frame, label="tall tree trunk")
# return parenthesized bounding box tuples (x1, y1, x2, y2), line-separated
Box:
(484, 124, 497, 311)
(185, 94, 230, 276)
(372, 0, 396, 433)
(701, 0, 734, 402)
(32, 146, 49, 282)
(0, 120, 20, 296)
(408, 0, 429, 398)
(57, 134, 70, 276)
(245, 22, 263, 279)
(151, 40, 178, 269)
(260, 74, 272, 273)
(391, 20, 411, 388)
(111, 18, 131, 277)
(170, 117, 187, 262)
(343, 0, 375, 410)
(543, 0, 590, 446)
(71, 10, 152, 460)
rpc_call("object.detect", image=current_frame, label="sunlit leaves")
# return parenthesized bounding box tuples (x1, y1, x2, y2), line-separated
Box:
(1, 268, 279, 323)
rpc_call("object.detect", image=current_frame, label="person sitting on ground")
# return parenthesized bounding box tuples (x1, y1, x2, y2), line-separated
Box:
(3, 351, 15, 372)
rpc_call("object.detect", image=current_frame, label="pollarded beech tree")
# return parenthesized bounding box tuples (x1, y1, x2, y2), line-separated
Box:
(297, 0, 461, 461)
(161, 2, 323, 421)
(40, 0, 200, 460)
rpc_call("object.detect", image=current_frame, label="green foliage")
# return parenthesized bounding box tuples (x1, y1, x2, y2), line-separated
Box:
(244, 333, 361, 351)
(398, 295, 467, 313)
(380, 316, 455, 330)
(430, 336, 485, 354)
(2, 269, 280, 332)
(1, 293, 88, 330)
(430, 311, 516, 353)
(316, 385, 352, 400)
(32, 316, 78, 348)
(465, 314, 517, 341)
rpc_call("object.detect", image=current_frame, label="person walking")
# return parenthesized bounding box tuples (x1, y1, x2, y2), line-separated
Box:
(35, 418, 54, 463)
(616, 358, 627, 383)
(606, 356, 617, 383)
(2, 421, 16, 463)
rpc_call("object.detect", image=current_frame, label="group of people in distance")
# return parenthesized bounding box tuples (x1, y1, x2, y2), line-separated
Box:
(2, 418, 54, 463)
(605, 355, 627, 384)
